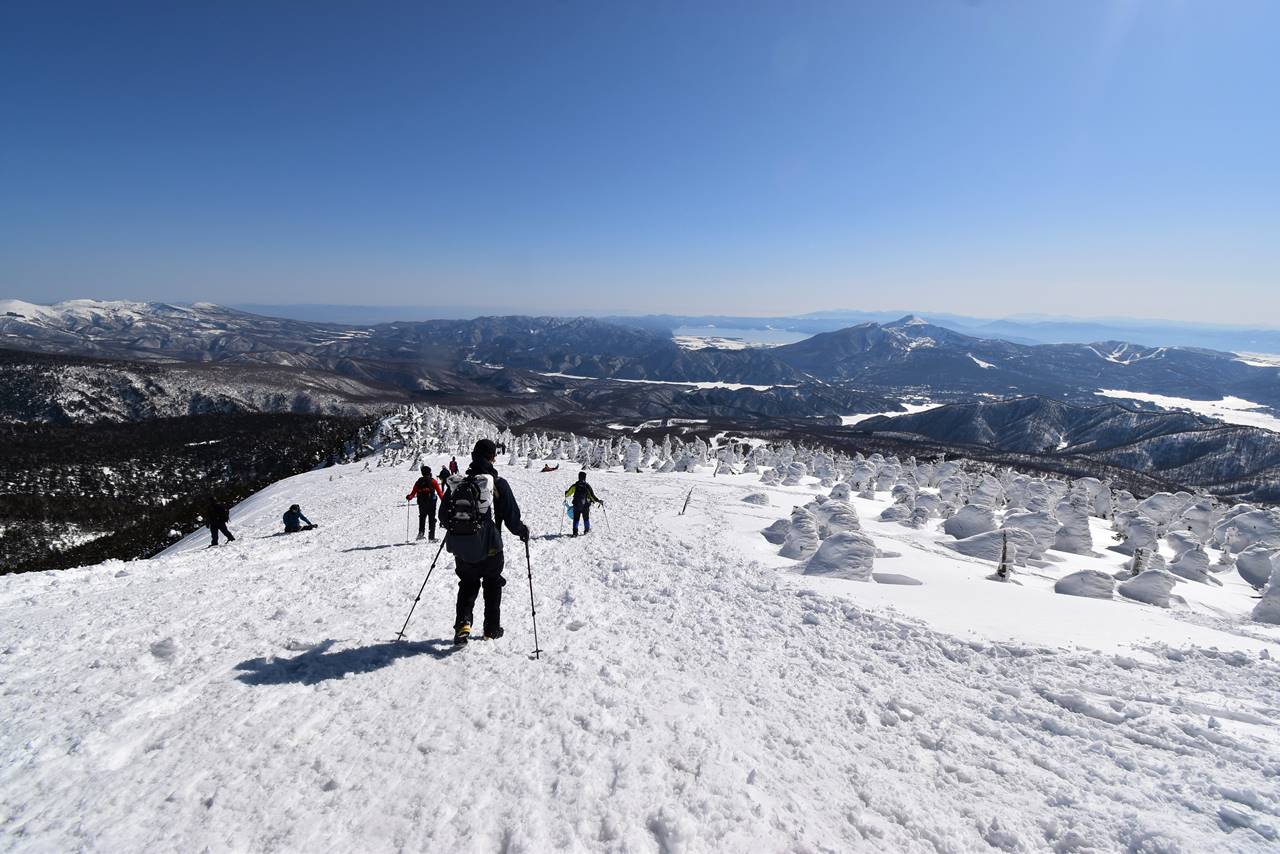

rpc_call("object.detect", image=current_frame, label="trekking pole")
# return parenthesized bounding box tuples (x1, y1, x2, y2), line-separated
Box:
(394, 540, 447, 642)
(601, 503, 613, 533)
(558, 501, 566, 536)
(525, 538, 543, 659)
(405, 502, 412, 542)
(679, 488, 693, 516)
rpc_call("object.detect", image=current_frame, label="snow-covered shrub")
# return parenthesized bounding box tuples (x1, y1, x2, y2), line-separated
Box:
(879, 504, 912, 523)
(1252, 574, 1280, 624)
(944, 529, 1039, 565)
(1002, 511, 1059, 550)
(811, 501, 860, 538)
(942, 507, 998, 540)
(1168, 545, 1219, 585)
(1236, 545, 1278, 590)
(1215, 508, 1280, 552)
(741, 492, 770, 506)
(1112, 512, 1159, 556)
(803, 531, 876, 581)
(1165, 530, 1201, 556)
(1054, 570, 1115, 600)
(1118, 570, 1181, 608)
(780, 508, 820, 559)
(761, 519, 789, 545)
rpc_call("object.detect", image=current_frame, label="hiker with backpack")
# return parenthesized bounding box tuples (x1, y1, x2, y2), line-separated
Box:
(439, 439, 530, 644)
(405, 465, 445, 541)
(448, 456, 459, 475)
(203, 496, 234, 546)
(565, 471, 603, 537)
(283, 504, 316, 533)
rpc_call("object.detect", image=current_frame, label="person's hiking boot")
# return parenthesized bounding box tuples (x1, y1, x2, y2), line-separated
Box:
(483, 627, 504, 640)
(454, 623, 471, 645)
(417, 532, 425, 540)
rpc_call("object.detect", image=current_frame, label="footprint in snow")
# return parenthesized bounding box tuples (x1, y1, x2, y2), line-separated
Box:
(150, 638, 177, 660)
(567, 620, 587, 631)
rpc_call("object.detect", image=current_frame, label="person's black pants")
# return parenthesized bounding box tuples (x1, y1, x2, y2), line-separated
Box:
(209, 523, 234, 545)
(573, 504, 591, 534)
(417, 501, 437, 539)
(454, 552, 505, 633)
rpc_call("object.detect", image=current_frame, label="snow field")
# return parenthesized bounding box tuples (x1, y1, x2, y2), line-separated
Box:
(2, 460, 1280, 850)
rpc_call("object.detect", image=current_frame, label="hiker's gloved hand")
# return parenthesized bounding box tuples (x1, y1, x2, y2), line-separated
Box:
(519, 525, 531, 543)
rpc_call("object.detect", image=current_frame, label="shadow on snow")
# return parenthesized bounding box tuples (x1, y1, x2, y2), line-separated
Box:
(340, 542, 428, 553)
(234, 638, 459, 686)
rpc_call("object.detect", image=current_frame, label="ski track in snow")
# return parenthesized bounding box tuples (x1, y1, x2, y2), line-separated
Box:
(3, 462, 1280, 851)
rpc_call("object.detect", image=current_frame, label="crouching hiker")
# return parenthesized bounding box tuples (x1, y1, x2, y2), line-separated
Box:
(565, 471, 603, 536)
(283, 504, 316, 533)
(439, 439, 529, 644)
(406, 465, 444, 541)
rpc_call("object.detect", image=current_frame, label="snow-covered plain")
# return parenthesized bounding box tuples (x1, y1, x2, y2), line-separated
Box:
(841, 401, 942, 426)
(534, 371, 794, 392)
(1095, 389, 1280, 433)
(4, 455, 1280, 851)
(1235, 353, 1280, 368)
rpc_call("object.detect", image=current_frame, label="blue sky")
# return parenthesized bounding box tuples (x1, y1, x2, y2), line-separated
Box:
(2, 1, 1277, 322)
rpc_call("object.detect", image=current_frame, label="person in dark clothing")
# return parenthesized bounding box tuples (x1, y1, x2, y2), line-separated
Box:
(283, 504, 315, 533)
(564, 471, 602, 536)
(438, 439, 529, 644)
(204, 497, 234, 546)
(448, 456, 459, 475)
(405, 465, 445, 541)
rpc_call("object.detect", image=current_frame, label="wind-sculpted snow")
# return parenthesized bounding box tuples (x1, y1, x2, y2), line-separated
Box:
(943, 504, 997, 539)
(802, 531, 876, 580)
(1054, 570, 1116, 600)
(1237, 546, 1279, 590)
(5, 437, 1280, 850)
(1118, 570, 1183, 608)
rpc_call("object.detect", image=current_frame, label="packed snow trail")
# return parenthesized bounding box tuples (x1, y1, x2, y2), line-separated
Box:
(3, 461, 1280, 851)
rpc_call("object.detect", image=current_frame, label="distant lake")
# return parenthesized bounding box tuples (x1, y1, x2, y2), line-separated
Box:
(672, 325, 811, 346)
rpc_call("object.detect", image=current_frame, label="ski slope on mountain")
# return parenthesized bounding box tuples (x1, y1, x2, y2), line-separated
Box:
(4, 459, 1280, 851)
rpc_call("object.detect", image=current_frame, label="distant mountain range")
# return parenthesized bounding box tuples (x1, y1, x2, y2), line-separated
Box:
(3, 299, 1280, 501)
(609, 310, 1280, 354)
(770, 316, 1280, 409)
(4, 301, 1276, 409)
(851, 396, 1280, 503)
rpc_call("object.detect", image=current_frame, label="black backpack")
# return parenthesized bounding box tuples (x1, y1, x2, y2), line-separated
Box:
(442, 474, 496, 561)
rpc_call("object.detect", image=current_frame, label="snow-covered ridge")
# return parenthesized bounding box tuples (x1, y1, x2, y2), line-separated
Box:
(1088, 343, 1168, 365)
(6, 406, 1280, 850)
(840, 401, 942, 426)
(1095, 389, 1280, 433)
(1235, 352, 1280, 368)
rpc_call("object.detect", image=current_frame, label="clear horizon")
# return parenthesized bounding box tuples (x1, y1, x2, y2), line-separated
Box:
(10, 296, 1280, 334)
(3, 2, 1277, 324)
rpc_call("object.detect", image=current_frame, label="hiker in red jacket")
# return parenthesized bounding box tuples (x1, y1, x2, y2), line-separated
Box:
(406, 465, 445, 541)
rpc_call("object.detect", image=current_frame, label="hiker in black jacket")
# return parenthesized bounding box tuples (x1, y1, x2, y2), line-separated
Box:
(283, 504, 315, 533)
(204, 497, 234, 546)
(438, 439, 529, 644)
(565, 471, 602, 536)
